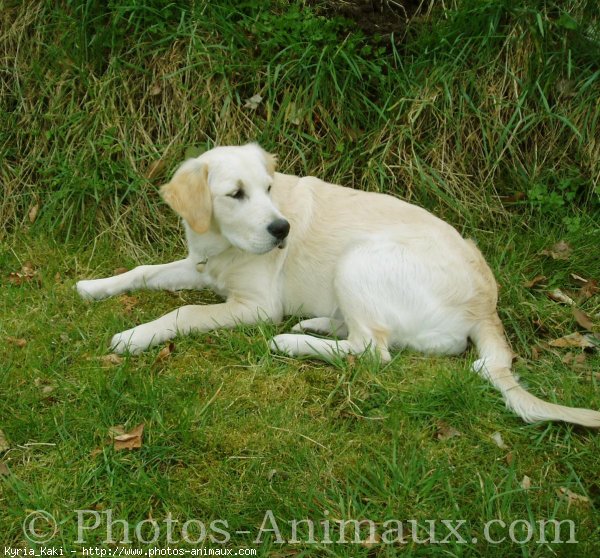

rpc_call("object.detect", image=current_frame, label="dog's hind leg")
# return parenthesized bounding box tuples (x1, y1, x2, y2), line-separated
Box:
(270, 332, 388, 362)
(291, 318, 348, 337)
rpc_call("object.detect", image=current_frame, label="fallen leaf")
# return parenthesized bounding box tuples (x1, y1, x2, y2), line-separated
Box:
(556, 487, 590, 508)
(522, 275, 546, 289)
(562, 352, 587, 367)
(99, 354, 124, 366)
(547, 289, 576, 306)
(579, 279, 598, 300)
(148, 84, 162, 96)
(0, 462, 9, 476)
(155, 342, 175, 362)
(34, 378, 56, 396)
(6, 337, 27, 348)
(549, 332, 596, 349)
(505, 452, 514, 465)
(571, 273, 588, 285)
(110, 423, 144, 451)
(28, 203, 39, 223)
(530, 345, 542, 360)
(244, 93, 263, 110)
(144, 159, 166, 180)
(0, 430, 9, 452)
(436, 421, 462, 441)
(8, 262, 37, 285)
(521, 475, 531, 490)
(41, 385, 55, 396)
(490, 431, 508, 449)
(572, 308, 594, 331)
(90, 448, 103, 458)
(113, 267, 129, 275)
(119, 295, 139, 314)
(541, 240, 572, 260)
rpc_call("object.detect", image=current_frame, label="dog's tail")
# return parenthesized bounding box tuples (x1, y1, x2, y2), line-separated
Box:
(470, 315, 600, 427)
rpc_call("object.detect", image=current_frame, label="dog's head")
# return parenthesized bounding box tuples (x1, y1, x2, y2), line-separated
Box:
(160, 143, 289, 254)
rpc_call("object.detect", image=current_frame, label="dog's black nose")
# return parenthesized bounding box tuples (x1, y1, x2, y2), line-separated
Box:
(267, 219, 290, 240)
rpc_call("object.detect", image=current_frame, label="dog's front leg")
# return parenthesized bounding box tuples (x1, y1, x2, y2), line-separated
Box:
(110, 300, 276, 354)
(77, 258, 205, 300)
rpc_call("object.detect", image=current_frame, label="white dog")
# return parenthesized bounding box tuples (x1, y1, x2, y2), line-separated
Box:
(77, 143, 600, 427)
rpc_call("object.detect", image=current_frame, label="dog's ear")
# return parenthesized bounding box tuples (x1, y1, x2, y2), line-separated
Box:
(264, 151, 277, 177)
(160, 164, 212, 234)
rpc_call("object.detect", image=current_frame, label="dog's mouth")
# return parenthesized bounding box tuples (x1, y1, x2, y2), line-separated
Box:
(277, 237, 287, 249)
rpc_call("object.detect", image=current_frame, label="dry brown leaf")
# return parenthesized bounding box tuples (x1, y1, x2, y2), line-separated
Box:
(556, 487, 590, 508)
(530, 345, 542, 360)
(155, 342, 175, 363)
(520, 475, 531, 490)
(562, 352, 587, 367)
(110, 423, 144, 451)
(90, 447, 103, 458)
(119, 295, 139, 314)
(148, 84, 162, 96)
(490, 431, 508, 449)
(505, 452, 514, 465)
(0, 462, 9, 476)
(113, 267, 129, 275)
(572, 308, 594, 331)
(522, 275, 547, 289)
(41, 385, 55, 396)
(6, 336, 27, 348)
(0, 430, 9, 452)
(8, 262, 37, 285)
(570, 273, 588, 285)
(579, 279, 598, 300)
(540, 240, 572, 260)
(99, 353, 124, 366)
(435, 421, 462, 441)
(547, 289, 576, 306)
(28, 203, 39, 223)
(549, 332, 596, 349)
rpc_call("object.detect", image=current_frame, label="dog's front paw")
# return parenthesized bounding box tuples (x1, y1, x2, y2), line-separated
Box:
(76, 279, 109, 301)
(110, 327, 154, 355)
(269, 334, 300, 356)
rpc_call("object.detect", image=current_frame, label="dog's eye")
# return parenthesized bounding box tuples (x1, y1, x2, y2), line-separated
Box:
(228, 189, 245, 200)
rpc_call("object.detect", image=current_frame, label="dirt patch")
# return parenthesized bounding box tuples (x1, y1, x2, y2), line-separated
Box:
(315, 0, 424, 36)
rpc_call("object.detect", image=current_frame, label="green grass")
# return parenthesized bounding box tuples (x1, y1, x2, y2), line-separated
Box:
(1, 0, 600, 555)
(1, 217, 599, 555)
(1, 0, 598, 240)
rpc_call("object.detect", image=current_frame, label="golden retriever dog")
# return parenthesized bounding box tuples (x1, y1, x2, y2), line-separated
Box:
(77, 143, 600, 427)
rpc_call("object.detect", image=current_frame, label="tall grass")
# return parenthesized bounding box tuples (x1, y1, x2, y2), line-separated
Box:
(1, 0, 598, 242)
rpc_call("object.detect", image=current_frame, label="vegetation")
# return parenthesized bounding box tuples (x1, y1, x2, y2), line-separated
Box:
(1, 0, 599, 555)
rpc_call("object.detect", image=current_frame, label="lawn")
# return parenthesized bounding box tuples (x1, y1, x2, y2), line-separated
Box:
(1, 0, 599, 556)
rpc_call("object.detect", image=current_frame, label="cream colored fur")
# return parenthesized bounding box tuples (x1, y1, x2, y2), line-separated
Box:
(77, 144, 600, 427)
